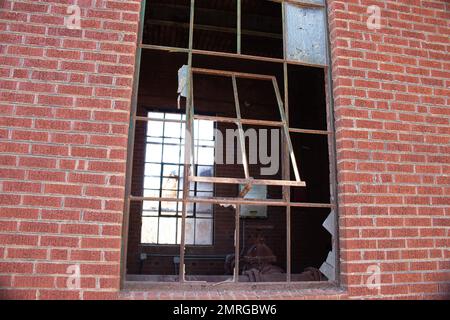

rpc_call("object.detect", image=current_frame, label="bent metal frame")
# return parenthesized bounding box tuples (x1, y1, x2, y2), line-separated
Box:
(121, 0, 339, 287)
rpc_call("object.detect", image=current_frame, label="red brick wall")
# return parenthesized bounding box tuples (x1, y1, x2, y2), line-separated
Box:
(0, 0, 140, 300)
(0, 0, 449, 300)
(329, 0, 449, 299)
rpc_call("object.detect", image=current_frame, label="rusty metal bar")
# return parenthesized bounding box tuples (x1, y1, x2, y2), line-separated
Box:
(234, 204, 240, 282)
(135, 116, 185, 123)
(192, 67, 275, 81)
(231, 75, 250, 180)
(130, 195, 334, 209)
(281, 1, 292, 283)
(139, 44, 327, 69)
(271, 78, 303, 184)
(237, 0, 241, 54)
(195, 114, 282, 127)
(239, 183, 252, 198)
(179, 0, 195, 283)
(190, 176, 304, 187)
(136, 115, 331, 135)
(289, 128, 331, 135)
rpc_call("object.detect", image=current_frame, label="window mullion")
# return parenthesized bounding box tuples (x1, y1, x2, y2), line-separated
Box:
(237, 0, 241, 54)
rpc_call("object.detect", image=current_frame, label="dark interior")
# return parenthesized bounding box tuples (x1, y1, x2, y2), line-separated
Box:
(143, 0, 283, 58)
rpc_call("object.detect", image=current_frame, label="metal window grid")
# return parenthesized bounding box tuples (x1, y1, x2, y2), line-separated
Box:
(121, 0, 339, 286)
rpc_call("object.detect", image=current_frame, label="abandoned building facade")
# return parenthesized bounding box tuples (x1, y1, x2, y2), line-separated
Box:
(0, 0, 449, 299)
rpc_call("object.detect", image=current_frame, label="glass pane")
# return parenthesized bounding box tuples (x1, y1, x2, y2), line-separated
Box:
(146, 144, 162, 162)
(285, 4, 327, 66)
(143, 189, 160, 197)
(147, 137, 163, 144)
(186, 218, 195, 245)
(196, 212, 212, 219)
(142, 201, 159, 211)
(163, 145, 180, 163)
(164, 137, 182, 146)
(197, 165, 213, 177)
(143, 176, 161, 189)
(161, 201, 178, 213)
(148, 112, 164, 119)
(186, 202, 194, 215)
(196, 203, 213, 215)
(147, 121, 164, 137)
(164, 122, 182, 138)
(195, 219, 212, 245)
(161, 176, 179, 190)
(197, 120, 214, 138)
(196, 139, 214, 147)
(158, 217, 177, 244)
(197, 182, 213, 192)
(161, 188, 178, 198)
(196, 147, 214, 165)
(142, 210, 158, 217)
(161, 209, 177, 217)
(141, 217, 158, 244)
(165, 113, 182, 120)
(195, 191, 213, 199)
(144, 163, 161, 176)
(162, 164, 180, 177)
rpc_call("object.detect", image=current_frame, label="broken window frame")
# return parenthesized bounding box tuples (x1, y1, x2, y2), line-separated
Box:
(121, 0, 339, 288)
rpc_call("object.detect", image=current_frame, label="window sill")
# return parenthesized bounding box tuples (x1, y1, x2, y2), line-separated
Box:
(121, 280, 345, 299)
